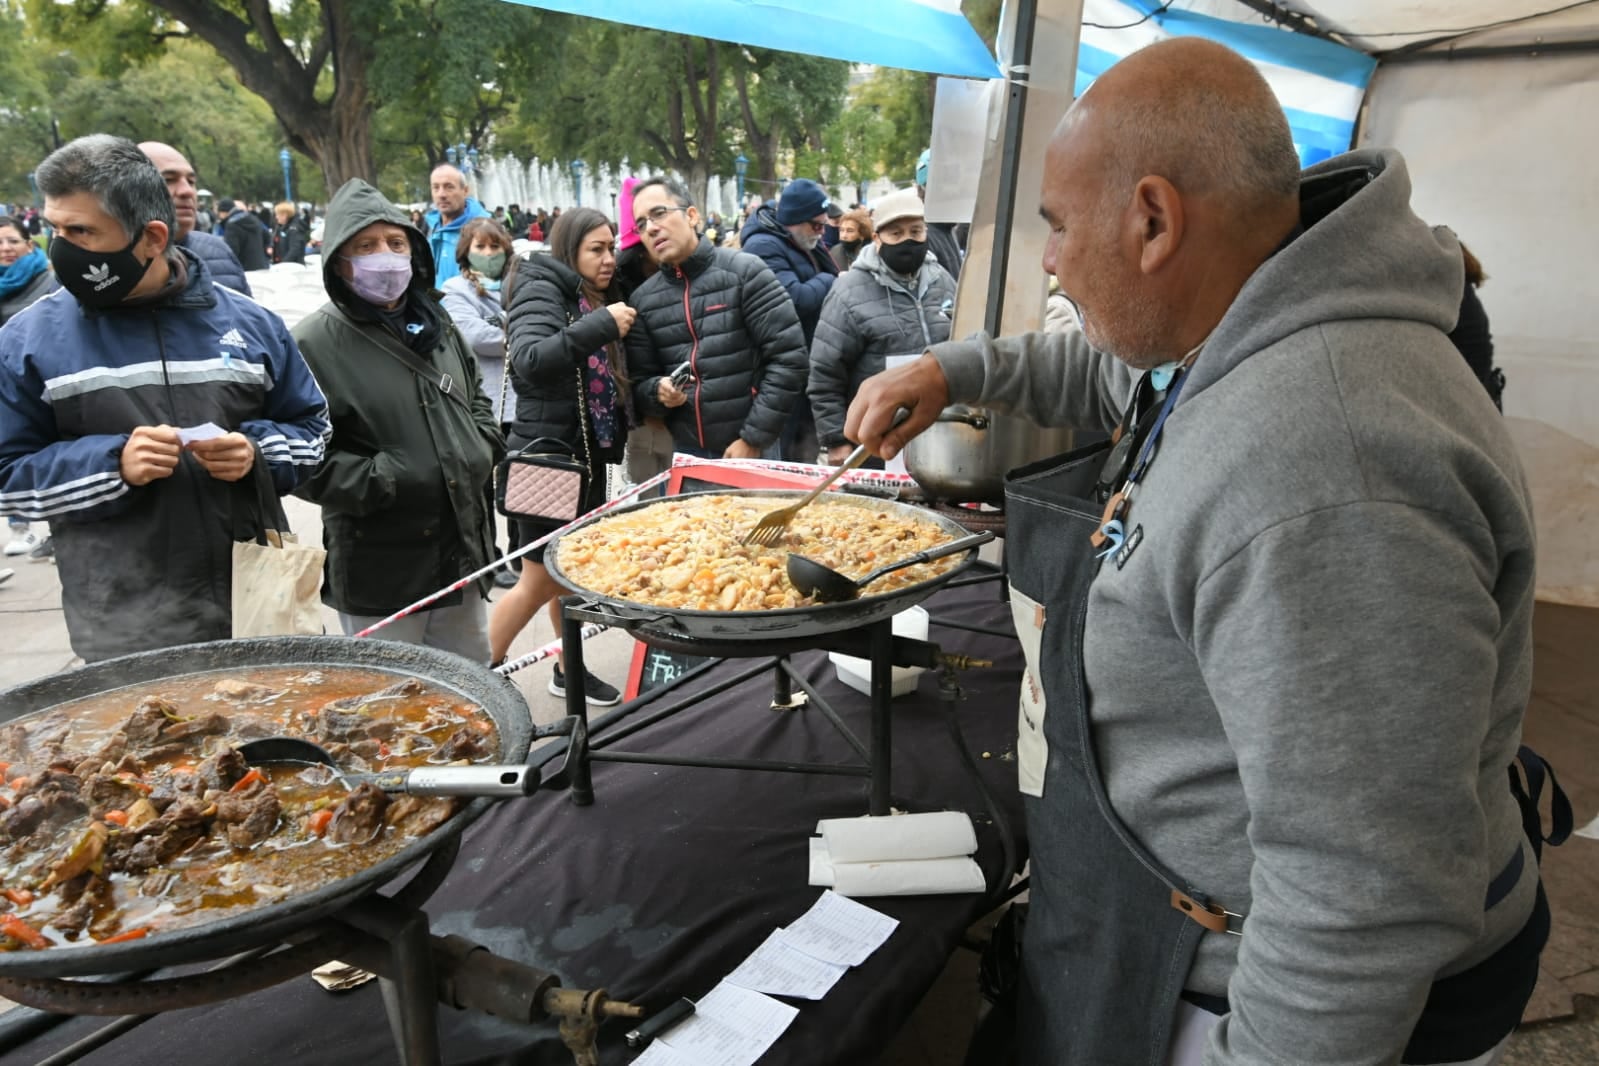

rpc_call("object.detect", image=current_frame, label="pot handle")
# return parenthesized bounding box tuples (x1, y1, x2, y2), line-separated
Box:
(373, 764, 541, 797)
(934, 410, 990, 430)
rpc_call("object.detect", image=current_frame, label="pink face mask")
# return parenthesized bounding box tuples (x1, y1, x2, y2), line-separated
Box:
(344, 251, 412, 305)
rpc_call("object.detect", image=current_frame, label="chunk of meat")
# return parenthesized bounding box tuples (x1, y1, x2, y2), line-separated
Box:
(157, 713, 231, 744)
(211, 679, 280, 703)
(436, 727, 489, 763)
(123, 696, 181, 749)
(15, 769, 82, 802)
(382, 795, 461, 838)
(111, 798, 211, 875)
(311, 708, 399, 745)
(326, 783, 390, 845)
(194, 749, 247, 793)
(85, 774, 146, 817)
(213, 782, 281, 848)
(320, 678, 422, 713)
(1, 787, 87, 840)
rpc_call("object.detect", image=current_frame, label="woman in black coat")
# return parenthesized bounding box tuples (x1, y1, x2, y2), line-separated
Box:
(488, 208, 635, 704)
(270, 202, 309, 265)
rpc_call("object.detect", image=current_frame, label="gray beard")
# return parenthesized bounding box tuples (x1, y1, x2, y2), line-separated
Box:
(791, 229, 821, 252)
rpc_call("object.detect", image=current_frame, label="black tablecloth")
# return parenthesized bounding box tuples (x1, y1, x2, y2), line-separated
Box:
(1, 580, 1026, 1066)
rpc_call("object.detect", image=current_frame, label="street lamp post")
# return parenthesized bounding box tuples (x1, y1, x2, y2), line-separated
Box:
(445, 146, 457, 166)
(734, 153, 748, 210)
(610, 189, 618, 222)
(278, 148, 293, 203)
(570, 160, 585, 207)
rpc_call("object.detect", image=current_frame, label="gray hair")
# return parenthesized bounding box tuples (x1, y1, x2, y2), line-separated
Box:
(35, 134, 177, 247)
(634, 177, 695, 209)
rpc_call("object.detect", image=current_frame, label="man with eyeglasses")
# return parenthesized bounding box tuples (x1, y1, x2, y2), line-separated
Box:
(848, 38, 1551, 1066)
(291, 178, 502, 662)
(624, 177, 807, 462)
(737, 178, 840, 463)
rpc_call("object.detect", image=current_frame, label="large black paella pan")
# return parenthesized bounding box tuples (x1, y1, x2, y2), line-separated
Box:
(0, 636, 531, 979)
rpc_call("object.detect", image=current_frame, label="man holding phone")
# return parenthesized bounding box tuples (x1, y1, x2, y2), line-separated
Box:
(624, 177, 807, 460)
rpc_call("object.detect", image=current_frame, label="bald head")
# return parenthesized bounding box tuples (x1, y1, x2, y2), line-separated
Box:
(431, 165, 468, 222)
(139, 141, 198, 240)
(1039, 39, 1302, 368)
(1068, 38, 1301, 219)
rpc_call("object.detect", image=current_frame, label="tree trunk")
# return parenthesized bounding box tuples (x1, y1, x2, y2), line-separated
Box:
(145, 0, 377, 196)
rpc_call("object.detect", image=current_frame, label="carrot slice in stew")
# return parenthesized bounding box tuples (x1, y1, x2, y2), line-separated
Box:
(0, 914, 48, 949)
(307, 809, 334, 837)
(103, 810, 129, 827)
(230, 768, 266, 793)
(97, 927, 151, 944)
(2, 889, 33, 907)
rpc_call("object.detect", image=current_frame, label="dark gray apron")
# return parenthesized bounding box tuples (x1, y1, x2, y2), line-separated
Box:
(1006, 438, 1221, 1066)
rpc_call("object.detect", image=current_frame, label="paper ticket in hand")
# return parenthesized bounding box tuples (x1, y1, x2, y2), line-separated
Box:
(178, 422, 227, 445)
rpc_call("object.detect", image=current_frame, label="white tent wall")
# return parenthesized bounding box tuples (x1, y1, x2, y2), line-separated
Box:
(1359, 55, 1599, 450)
(1358, 54, 1599, 605)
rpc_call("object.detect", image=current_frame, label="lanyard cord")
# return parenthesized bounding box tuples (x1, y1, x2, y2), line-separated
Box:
(1090, 340, 1206, 556)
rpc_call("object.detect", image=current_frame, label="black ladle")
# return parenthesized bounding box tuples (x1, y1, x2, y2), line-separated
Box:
(786, 530, 995, 603)
(237, 736, 539, 798)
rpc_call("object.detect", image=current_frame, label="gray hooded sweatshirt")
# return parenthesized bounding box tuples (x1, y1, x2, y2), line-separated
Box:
(931, 148, 1536, 1064)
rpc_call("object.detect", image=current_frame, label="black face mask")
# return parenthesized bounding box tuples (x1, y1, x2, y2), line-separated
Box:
(842, 238, 864, 252)
(49, 231, 153, 309)
(878, 238, 927, 276)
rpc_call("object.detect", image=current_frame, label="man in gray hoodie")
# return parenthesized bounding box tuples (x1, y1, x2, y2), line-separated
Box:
(850, 38, 1545, 1066)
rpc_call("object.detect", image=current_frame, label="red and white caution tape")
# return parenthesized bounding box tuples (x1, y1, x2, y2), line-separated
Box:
(493, 622, 610, 677)
(353, 469, 671, 639)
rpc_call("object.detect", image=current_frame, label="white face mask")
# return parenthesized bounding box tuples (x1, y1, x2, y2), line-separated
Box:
(344, 251, 412, 305)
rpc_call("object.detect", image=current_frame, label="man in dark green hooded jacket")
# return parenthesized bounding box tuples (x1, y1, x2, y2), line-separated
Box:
(292, 179, 502, 660)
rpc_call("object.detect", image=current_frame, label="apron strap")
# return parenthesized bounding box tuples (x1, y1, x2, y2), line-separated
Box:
(1508, 744, 1574, 862)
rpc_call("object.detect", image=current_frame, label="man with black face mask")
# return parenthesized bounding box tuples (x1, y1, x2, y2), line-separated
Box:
(808, 186, 955, 465)
(0, 134, 330, 662)
(290, 179, 502, 661)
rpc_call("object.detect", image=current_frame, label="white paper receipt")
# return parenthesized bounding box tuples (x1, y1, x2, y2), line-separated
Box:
(726, 929, 849, 1001)
(628, 1041, 701, 1066)
(178, 422, 227, 445)
(779, 890, 899, 968)
(655, 981, 798, 1066)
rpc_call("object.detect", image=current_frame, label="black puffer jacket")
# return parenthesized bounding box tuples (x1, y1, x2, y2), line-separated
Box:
(625, 238, 806, 454)
(503, 253, 629, 461)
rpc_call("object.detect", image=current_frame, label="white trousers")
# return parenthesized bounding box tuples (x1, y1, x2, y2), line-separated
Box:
(1166, 1000, 1511, 1066)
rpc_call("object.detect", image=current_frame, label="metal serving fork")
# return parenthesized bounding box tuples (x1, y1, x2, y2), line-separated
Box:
(742, 407, 910, 548)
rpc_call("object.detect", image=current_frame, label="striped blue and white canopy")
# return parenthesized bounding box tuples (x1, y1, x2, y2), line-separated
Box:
(1078, 0, 1377, 166)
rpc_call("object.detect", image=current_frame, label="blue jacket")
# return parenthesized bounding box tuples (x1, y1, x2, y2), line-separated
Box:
(181, 229, 252, 296)
(738, 203, 838, 345)
(423, 198, 490, 285)
(0, 248, 330, 661)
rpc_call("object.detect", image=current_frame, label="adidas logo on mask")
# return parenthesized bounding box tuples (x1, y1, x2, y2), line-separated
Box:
(82, 263, 119, 292)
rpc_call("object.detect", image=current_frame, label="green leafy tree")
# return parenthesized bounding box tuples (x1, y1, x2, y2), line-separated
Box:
(728, 48, 849, 192)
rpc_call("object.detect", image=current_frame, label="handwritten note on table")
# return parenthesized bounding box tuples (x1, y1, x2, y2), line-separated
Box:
(779, 889, 899, 968)
(653, 981, 798, 1066)
(725, 929, 849, 1001)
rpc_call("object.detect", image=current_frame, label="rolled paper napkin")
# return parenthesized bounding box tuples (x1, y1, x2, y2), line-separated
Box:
(817, 810, 977, 864)
(809, 811, 985, 897)
(809, 838, 985, 897)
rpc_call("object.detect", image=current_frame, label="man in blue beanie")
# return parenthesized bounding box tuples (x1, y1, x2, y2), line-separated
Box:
(739, 177, 839, 462)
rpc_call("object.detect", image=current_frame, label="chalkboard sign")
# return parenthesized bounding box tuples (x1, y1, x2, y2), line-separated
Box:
(625, 641, 718, 700)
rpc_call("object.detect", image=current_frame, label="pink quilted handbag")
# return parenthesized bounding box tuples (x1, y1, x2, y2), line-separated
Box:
(496, 438, 590, 523)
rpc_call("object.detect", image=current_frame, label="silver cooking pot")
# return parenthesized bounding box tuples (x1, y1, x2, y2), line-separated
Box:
(904, 405, 1082, 504)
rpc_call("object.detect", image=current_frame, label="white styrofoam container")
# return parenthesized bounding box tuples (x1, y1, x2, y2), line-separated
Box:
(829, 605, 929, 699)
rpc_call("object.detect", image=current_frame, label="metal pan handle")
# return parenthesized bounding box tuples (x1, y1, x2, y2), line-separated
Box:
(856, 530, 996, 591)
(379, 765, 540, 797)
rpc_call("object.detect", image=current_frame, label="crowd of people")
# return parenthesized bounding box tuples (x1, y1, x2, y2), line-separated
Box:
(0, 138, 963, 704)
(0, 34, 1560, 1066)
